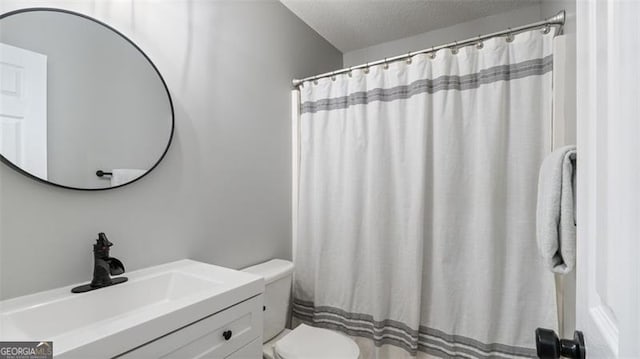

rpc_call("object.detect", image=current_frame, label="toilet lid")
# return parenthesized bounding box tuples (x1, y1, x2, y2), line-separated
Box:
(275, 324, 360, 359)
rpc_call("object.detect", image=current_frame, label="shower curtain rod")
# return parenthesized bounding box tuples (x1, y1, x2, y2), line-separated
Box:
(292, 10, 565, 87)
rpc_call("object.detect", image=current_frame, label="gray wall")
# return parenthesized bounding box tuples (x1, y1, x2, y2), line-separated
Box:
(0, 10, 172, 188)
(0, 0, 341, 300)
(343, 5, 542, 67)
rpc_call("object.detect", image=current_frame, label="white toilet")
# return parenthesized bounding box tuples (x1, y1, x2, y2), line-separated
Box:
(243, 259, 360, 359)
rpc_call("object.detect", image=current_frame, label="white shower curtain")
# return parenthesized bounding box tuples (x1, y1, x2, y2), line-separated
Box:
(293, 29, 557, 358)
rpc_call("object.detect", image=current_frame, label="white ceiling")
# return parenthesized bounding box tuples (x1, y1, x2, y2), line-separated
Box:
(280, 0, 541, 53)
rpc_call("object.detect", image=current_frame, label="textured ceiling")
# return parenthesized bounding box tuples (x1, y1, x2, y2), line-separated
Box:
(280, 0, 541, 52)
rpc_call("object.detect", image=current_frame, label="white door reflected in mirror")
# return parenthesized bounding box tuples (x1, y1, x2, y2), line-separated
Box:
(0, 42, 47, 180)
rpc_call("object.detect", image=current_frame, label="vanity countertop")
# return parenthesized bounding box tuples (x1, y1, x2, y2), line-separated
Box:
(0, 259, 264, 358)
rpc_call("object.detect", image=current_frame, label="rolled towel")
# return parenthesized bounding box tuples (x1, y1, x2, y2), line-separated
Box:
(111, 169, 146, 186)
(536, 145, 577, 274)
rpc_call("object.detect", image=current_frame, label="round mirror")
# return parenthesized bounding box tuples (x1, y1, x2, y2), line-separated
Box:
(0, 8, 174, 190)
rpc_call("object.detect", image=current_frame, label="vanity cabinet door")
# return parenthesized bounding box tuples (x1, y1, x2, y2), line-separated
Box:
(116, 295, 263, 359)
(225, 338, 261, 359)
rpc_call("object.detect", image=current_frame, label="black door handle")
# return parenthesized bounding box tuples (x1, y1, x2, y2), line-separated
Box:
(223, 330, 233, 341)
(536, 328, 586, 359)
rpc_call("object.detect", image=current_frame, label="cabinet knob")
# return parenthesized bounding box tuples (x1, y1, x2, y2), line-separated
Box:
(223, 330, 233, 341)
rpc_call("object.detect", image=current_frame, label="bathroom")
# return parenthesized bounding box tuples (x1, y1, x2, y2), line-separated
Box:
(0, 0, 637, 358)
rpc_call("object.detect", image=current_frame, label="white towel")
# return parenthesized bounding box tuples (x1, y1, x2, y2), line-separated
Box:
(536, 145, 577, 274)
(111, 169, 146, 186)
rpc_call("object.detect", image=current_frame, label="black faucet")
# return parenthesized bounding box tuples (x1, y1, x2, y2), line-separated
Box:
(71, 233, 128, 293)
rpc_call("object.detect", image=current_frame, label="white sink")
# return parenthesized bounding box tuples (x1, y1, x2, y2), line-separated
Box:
(0, 260, 264, 358)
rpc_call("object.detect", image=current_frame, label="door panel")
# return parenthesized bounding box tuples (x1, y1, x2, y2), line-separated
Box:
(0, 42, 47, 179)
(576, 1, 640, 357)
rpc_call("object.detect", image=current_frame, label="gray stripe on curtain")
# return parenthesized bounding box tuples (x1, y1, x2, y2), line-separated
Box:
(300, 55, 553, 114)
(292, 300, 537, 358)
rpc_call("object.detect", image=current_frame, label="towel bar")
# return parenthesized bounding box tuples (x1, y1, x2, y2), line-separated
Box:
(96, 170, 113, 177)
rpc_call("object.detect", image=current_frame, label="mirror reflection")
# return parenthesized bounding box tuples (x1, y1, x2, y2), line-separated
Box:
(0, 9, 173, 189)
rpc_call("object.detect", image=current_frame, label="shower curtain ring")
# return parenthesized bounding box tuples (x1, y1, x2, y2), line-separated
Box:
(313, 77, 319, 85)
(476, 35, 484, 49)
(383, 58, 389, 70)
(451, 41, 459, 54)
(406, 52, 412, 64)
(331, 71, 337, 81)
(428, 47, 436, 60)
(363, 63, 370, 74)
(506, 29, 514, 42)
(542, 24, 551, 34)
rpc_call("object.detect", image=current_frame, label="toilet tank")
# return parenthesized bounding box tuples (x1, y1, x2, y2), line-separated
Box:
(242, 259, 294, 342)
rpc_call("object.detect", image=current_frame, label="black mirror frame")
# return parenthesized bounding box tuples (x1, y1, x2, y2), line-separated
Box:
(0, 7, 175, 191)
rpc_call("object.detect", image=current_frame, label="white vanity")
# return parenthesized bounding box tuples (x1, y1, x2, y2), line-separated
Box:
(0, 260, 265, 358)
